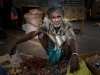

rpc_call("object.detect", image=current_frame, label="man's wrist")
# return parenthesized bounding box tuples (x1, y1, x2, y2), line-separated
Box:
(72, 53, 79, 56)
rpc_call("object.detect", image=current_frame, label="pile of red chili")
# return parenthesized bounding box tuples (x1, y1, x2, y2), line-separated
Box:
(24, 57, 48, 71)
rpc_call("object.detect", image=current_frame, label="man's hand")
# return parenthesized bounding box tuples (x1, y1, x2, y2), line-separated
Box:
(8, 42, 17, 56)
(68, 54, 79, 73)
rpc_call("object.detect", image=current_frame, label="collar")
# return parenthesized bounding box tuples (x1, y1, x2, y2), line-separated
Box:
(50, 20, 65, 34)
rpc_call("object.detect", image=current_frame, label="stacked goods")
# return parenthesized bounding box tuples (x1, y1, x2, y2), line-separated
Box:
(85, 54, 100, 68)
(79, 51, 100, 75)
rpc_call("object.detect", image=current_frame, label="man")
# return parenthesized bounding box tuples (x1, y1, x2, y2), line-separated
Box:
(8, 6, 79, 73)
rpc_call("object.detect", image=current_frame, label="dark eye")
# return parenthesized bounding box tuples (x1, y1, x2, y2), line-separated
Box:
(51, 16, 61, 19)
(51, 17, 55, 19)
(57, 16, 61, 18)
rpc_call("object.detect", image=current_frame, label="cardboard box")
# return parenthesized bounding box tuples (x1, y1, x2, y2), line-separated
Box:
(79, 51, 100, 75)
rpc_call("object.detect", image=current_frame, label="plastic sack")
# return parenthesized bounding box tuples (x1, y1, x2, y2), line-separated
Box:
(10, 50, 22, 65)
(22, 23, 38, 38)
(22, 24, 26, 31)
(0, 65, 7, 75)
(26, 23, 38, 33)
(66, 61, 92, 75)
(24, 10, 43, 27)
(26, 23, 38, 38)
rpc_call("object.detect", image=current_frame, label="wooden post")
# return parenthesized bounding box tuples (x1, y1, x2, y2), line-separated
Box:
(79, 19, 84, 35)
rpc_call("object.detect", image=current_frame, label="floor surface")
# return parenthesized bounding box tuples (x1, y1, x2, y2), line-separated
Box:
(0, 20, 100, 58)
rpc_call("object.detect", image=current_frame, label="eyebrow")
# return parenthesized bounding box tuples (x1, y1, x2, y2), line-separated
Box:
(51, 16, 61, 18)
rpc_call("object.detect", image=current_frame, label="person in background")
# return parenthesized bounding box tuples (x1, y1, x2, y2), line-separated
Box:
(8, 6, 79, 73)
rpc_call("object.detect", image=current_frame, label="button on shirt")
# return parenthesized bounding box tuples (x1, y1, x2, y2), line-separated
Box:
(37, 18, 76, 50)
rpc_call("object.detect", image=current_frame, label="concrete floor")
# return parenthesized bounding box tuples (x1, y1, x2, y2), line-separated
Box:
(0, 28, 49, 58)
(0, 20, 100, 58)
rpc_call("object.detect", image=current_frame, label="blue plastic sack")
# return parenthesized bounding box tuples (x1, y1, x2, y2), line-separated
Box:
(0, 65, 7, 75)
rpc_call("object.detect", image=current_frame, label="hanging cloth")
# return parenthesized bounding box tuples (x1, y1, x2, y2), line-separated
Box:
(10, 6, 18, 20)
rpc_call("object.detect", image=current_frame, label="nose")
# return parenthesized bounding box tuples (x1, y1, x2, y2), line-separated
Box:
(55, 17, 59, 21)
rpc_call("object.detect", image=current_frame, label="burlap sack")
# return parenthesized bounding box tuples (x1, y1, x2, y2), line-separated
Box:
(24, 10, 43, 27)
(0, 54, 16, 68)
(0, 53, 34, 68)
(40, 6, 48, 18)
(0, 54, 10, 63)
(29, 9, 39, 14)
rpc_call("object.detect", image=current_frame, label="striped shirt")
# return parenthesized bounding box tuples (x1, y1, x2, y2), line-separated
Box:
(38, 18, 76, 50)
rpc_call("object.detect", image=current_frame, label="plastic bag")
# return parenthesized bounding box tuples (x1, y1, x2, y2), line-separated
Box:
(22, 24, 26, 31)
(10, 50, 22, 65)
(22, 23, 38, 38)
(66, 61, 92, 75)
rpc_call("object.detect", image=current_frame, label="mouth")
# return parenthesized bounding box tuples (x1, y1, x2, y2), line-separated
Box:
(53, 22, 61, 25)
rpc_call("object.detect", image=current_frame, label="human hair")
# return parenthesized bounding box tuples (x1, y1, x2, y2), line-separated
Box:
(47, 6, 64, 18)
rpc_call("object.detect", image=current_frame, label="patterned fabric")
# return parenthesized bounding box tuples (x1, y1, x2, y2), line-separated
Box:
(38, 18, 76, 50)
(47, 41, 62, 66)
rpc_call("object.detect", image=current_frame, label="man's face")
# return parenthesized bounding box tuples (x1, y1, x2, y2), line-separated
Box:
(50, 11, 63, 27)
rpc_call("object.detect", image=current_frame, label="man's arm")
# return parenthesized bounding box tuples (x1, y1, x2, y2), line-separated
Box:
(68, 38, 79, 73)
(65, 22, 79, 73)
(8, 30, 39, 56)
(15, 30, 39, 44)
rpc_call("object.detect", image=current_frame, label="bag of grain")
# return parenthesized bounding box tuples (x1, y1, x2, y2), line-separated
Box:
(29, 9, 39, 14)
(24, 10, 43, 27)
